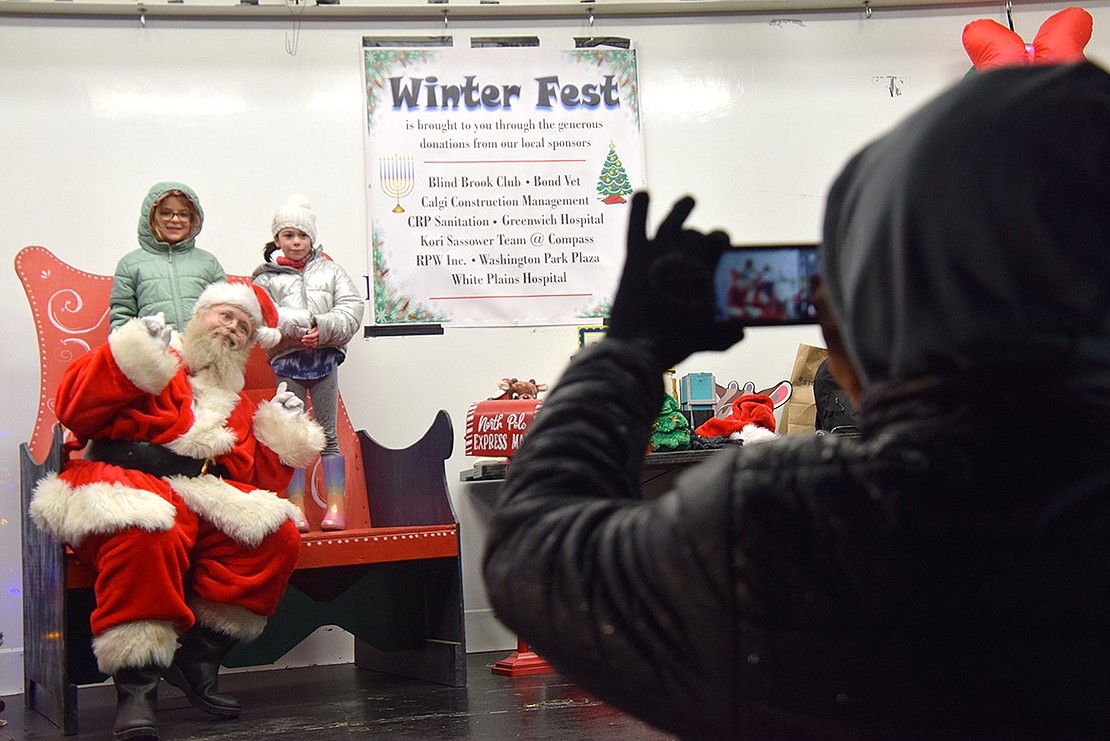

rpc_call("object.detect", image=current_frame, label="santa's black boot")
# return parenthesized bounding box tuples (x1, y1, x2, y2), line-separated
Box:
(163, 624, 242, 718)
(112, 665, 162, 740)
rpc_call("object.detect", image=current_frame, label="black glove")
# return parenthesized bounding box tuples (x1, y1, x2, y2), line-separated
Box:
(606, 192, 745, 371)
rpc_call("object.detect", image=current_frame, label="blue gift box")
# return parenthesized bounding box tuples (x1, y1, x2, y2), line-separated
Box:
(678, 372, 716, 409)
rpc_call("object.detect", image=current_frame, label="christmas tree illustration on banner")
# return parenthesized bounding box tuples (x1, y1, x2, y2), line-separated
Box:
(596, 142, 633, 205)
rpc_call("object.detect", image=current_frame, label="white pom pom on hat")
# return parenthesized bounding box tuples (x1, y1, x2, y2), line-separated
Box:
(194, 281, 282, 349)
(271, 193, 317, 243)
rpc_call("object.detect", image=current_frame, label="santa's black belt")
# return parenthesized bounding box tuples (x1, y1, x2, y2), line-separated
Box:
(84, 439, 229, 479)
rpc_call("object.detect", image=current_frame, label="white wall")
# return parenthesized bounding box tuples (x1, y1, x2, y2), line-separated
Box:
(2, 1, 1106, 694)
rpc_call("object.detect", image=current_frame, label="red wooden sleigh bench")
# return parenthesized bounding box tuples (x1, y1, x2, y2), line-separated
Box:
(15, 245, 466, 735)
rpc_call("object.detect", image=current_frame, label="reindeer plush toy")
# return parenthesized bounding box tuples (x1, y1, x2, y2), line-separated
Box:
(491, 377, 548, 401)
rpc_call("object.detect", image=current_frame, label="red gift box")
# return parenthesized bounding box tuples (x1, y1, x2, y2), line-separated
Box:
(464, 399, 541, 457)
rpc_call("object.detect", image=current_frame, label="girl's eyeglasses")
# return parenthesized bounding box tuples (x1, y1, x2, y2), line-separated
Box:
(156, 210, 192, 223)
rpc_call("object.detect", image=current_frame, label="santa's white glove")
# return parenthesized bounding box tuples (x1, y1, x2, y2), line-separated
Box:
(139, 312, 172, 350)
(270, 381, 306, 419)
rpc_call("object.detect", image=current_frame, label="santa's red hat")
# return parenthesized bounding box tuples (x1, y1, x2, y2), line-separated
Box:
(695, 393, 778, 443)
(193, 281, 282, 348)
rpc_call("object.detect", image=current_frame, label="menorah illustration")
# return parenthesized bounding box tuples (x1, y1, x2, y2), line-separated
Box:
(380, 155, 415, 214)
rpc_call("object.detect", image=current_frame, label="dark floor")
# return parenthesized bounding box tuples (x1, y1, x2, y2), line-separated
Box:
(0, 651, 676, 740)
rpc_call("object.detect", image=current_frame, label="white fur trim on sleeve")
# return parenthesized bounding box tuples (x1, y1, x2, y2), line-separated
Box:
(108, 318, 180, 394)
(252, 402, 326, 469)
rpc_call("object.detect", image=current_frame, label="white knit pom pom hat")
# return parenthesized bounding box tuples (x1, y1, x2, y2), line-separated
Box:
(271, 193, 317, 243)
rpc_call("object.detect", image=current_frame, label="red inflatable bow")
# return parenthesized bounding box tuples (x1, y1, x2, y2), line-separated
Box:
(963, 6, 1092, 70)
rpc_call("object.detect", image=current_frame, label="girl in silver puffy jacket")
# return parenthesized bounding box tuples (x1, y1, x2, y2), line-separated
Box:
(251, 194, 365, 533)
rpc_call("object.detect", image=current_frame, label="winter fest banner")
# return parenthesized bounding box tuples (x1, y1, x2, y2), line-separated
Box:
(362, 43, 646, 327)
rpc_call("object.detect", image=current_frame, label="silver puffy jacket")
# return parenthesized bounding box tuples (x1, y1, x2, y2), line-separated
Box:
(251, 247, 365, 363)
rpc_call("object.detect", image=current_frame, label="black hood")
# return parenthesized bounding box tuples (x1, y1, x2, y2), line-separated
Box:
(821, 63, 1110, 391)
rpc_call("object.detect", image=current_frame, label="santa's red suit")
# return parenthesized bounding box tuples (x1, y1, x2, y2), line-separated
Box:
(30, 317, 325, 676)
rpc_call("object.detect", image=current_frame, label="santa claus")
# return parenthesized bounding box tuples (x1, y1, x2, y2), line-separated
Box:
(29, 281, 325, 741)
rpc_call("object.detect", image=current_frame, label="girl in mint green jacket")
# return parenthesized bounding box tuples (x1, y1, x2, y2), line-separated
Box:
(109, 181, 227, 331)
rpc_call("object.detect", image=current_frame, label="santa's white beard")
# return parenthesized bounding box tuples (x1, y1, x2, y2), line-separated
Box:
(180, 318, 250, 391)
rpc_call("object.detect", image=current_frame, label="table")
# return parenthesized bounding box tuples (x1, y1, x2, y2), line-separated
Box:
(462, 448, 723, 676)
(460, 448, 719, 483)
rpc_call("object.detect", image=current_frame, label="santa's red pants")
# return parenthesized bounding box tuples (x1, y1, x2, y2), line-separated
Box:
(73, 496, 301, 638)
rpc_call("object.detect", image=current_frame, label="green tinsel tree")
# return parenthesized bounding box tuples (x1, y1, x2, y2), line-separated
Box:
(649, 394, 691, 452)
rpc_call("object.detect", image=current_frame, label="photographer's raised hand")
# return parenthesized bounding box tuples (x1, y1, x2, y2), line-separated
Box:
(605, 192, 744, 371)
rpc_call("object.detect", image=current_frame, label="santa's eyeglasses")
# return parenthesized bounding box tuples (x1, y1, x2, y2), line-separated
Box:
(212, 310, 252, 340)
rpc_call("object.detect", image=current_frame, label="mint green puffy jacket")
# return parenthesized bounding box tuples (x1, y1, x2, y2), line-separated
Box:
(109, 181, 227, 331)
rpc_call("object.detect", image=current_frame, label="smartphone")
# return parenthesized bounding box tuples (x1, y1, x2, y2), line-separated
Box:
(714, 243, 820, 326)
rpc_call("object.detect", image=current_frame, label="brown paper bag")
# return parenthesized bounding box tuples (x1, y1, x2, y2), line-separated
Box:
(778, 343, 828, 436)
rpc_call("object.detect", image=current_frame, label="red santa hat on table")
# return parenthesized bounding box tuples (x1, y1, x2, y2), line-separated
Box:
(194, 281, 282, 349)
(695, 393, 779, 444)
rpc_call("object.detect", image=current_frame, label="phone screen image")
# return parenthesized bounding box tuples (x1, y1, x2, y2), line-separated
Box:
(714, 244, 820, 326)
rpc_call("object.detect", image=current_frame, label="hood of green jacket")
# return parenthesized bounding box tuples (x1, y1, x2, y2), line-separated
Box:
(137, 181, 205, 253)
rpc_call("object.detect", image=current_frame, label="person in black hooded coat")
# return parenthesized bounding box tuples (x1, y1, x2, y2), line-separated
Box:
(483, 62, 1110, 740)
